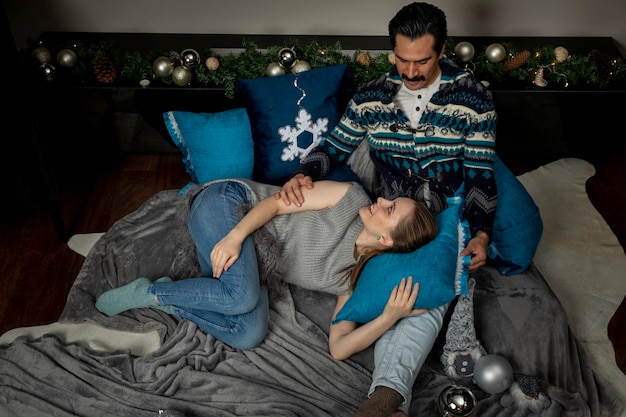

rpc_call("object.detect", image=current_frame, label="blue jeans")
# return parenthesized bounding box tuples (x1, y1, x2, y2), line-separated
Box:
(369, 303, 449, 413)
(149, 181, 269, 350)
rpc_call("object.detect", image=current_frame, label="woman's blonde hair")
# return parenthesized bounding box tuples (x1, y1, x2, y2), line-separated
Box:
(347, 199, 438, 291)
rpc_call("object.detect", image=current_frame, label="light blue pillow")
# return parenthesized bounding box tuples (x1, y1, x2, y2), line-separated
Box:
(236, 64, 348, 185)
(333, 196, 471, 324)
(163, 108, 254, 183)
(488, 156, 543, 275)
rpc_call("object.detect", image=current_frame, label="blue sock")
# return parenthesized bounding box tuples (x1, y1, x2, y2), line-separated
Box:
(96, 277, 174, 316)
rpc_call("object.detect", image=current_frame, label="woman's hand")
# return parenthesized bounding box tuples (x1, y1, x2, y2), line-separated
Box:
(210, 233, 243, 278)
(274, 173, 314, 207)
(328, 276, 427, 360)
(380, 276, 427, 322)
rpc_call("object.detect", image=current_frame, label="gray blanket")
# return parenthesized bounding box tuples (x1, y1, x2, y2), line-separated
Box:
(0, 189, 623, 416)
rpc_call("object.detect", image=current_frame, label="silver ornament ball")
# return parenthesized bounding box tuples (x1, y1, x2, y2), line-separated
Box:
(180, 48, 201, 70)
(172, 66, 193, 86)
(291, 60, 311, 74)
(454, 42, 475, 63)
(438, 385, 477, 417)
(56, 49, 78, 68)
(485, 43, 506, 63)
(32, 46, 52, 64)
(39, 63, 56, 81)
(473, 354, 513, 394)
(153, 56, 174, 78)
(277, 47, 297, 69)
(266, 62, 286, 77)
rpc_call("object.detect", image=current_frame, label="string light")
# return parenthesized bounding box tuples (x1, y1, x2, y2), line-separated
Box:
(534, 63, 569, 88)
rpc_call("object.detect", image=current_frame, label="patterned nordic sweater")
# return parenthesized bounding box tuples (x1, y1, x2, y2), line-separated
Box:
(296, 57, 498, 238)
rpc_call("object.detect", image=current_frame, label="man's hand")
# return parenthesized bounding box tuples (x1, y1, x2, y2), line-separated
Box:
(460, 231, 489, 272)
(274, 173, 314, 207)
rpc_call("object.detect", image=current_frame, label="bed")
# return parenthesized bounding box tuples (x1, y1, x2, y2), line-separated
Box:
(2, 40, 625, 416)
(0, 165, 623, 417)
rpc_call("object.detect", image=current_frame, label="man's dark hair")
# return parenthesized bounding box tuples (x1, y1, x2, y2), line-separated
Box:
(388, 2, 448, 54)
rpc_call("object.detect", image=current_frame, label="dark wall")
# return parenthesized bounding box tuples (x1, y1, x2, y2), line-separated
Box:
(0, 3, 48, 219)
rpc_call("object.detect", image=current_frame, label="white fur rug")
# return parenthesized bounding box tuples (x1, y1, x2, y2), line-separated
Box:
(2, 158, 625, 410)
(0, 320, 160, 356)
(517, 158, 626, 412)
(67, 232, 105, 257)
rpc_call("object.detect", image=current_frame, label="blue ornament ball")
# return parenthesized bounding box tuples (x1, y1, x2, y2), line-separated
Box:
(473, 354, 513, 394)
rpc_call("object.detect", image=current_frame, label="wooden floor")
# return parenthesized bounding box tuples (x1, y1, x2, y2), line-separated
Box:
(1, 149, 625, 373)
(0, 153, 190, 336)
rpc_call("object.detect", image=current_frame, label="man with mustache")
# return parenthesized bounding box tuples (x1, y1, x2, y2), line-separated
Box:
(277, 3, 498, 416)
(402, 74, 425, 82)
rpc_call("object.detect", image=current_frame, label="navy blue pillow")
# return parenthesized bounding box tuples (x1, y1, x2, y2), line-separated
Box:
(333, 196, 471, 324)
(488, 156, 543, 275)
(236, 64, 348, 185)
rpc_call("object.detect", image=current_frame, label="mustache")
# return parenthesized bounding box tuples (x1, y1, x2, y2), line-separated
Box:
(402, 74, 426, 82)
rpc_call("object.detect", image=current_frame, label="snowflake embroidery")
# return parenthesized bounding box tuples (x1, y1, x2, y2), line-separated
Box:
(278, 108, 329, 161)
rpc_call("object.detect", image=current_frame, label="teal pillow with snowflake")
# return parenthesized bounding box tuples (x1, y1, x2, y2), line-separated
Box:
(236, 64, 348, 185)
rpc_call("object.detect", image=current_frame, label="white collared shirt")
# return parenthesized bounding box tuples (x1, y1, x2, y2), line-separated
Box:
(394, 73, 442, 128)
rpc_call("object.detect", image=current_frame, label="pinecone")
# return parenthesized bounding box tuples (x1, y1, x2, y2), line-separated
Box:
(589, 49, 612, 80)
(92, 50, 116, 83)
(355, 51, 372, 67)
(503, 50, 531, 71)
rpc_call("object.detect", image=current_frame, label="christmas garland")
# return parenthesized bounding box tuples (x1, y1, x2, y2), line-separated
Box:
(26, 36, 626, 98)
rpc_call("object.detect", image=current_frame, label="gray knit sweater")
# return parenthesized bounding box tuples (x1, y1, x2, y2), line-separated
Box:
(195, 179, 371, 295)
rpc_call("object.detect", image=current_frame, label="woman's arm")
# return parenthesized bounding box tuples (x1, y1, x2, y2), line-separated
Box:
(328, 276, 426, 360)
(210, 180, 353, 277)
